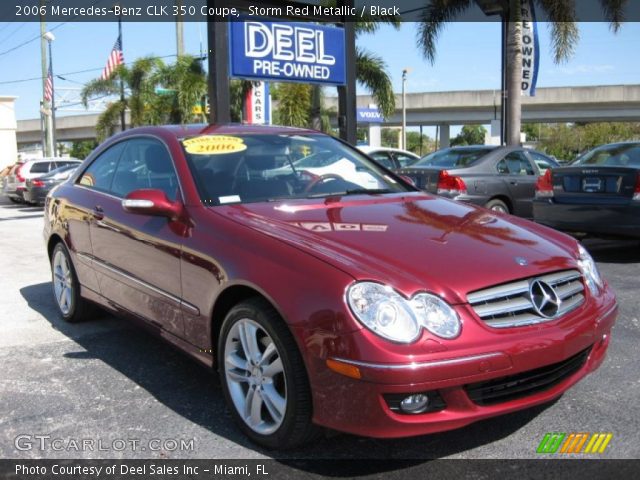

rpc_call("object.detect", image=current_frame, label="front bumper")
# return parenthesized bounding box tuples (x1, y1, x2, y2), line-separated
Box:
(533, 199, 640, 238)
(301, 286, 617, 438)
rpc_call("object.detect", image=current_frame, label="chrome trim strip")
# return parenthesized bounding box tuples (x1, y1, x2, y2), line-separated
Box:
(473, 297, 534, 318)
(467, 281, 529, 304)
(330, 352, 504, 371)
(88, 255, 200, 316)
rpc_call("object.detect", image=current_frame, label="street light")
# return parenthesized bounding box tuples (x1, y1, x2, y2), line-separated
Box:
(43, 31, 57, 157)
(401, 68, 410, 151)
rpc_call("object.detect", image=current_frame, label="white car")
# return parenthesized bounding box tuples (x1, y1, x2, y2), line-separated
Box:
(3, 158, 81, 204)
(358, 146, 420, 169)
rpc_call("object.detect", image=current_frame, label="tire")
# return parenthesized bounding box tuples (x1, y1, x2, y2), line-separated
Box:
(9, 197, 22, 204)
(218, 297, 319, 449)
(485, 198, 510, 214)
(50, 242, 97, 323)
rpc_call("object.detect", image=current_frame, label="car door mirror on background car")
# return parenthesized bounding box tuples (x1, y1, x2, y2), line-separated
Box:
(121, 189, 182, 220)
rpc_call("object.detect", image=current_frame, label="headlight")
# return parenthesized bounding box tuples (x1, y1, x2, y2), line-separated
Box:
(346, 282, 461, 344)
(577, 244, 603, 295)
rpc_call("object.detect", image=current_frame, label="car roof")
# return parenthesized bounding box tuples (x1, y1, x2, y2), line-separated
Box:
(129, 123, 323, 139)
(25, 157, 80, 163)
(359, 146, 417, 155)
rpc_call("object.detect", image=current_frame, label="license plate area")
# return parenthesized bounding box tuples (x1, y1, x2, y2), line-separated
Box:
(582, 177, 603, 193)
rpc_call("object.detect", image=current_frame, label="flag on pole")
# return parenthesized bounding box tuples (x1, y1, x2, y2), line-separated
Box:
(44, 61, 53, 103)
(100, 35, 124, 80)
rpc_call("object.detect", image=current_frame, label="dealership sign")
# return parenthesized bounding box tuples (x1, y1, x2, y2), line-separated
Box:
(244, 81, 271, 124)
(521, 0, 540, 96)
(356, 107, 383, 123)
(229, 19, 346, 85)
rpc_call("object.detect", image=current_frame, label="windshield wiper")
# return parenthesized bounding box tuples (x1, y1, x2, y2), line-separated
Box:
(304, 188, 394, 199)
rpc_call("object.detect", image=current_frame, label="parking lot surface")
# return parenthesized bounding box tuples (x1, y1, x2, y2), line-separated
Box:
(1, 197, 639, 460)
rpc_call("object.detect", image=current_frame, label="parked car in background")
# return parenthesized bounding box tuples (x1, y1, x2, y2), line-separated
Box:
(397, 146, 558, 218)
(534, 142, 640, 238)
(3, 158, 80, 203)
(358, 146, 420, 169)
(45, 124, 616, 449)
(23, 164, 80, 205)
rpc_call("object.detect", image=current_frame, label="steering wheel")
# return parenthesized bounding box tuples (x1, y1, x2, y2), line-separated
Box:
(303, 174, 343, 193)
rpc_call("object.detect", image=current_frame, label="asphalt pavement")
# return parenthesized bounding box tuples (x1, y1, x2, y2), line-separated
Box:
(1, 196, 639, 461)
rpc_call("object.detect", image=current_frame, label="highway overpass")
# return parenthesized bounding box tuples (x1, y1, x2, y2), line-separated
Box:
(16, 84, 640, 148)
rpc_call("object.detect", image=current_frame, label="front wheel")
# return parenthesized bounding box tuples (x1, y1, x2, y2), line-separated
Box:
(218, 298, 319, 449)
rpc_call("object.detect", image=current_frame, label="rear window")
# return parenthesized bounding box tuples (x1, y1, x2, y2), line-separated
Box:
(413, 147, 494, 168)
(29, 162, 51, 174)
(573, 144, 640, 167)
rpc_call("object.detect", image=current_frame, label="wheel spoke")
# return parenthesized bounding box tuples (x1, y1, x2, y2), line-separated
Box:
(262, 356, 283, 379)
(226, 352, 249, 371)
(244, 387, 263, 427)
(261, 385, 285, 421)
(226, 369, 250, 383)
(238, 322, 261, 364)
(258, 341, 276, 367)
(64, 288, 72, 309)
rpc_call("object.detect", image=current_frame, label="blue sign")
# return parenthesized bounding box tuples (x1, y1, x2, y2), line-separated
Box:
(229, 19, 346, 85)
(356, 107, 383, 123)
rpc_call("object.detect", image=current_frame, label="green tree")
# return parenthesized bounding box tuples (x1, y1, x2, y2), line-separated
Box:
(417, 0, 626, 145)
(271, 83, 312, 127)
(70, 140, 98, 160)
(406, 131, 434, 155)
(451, 125, 487, 146)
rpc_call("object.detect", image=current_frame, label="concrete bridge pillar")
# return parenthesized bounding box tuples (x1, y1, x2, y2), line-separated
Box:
(439, 124, 450, 149)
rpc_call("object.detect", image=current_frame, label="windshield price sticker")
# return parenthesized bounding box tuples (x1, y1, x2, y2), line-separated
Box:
(183, 136, 247, 155)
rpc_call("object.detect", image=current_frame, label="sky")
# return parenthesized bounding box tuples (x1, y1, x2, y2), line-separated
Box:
(0, 19, 638, 130)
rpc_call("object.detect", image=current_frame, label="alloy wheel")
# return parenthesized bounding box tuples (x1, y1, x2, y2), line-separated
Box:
(52, 249, 73, 315)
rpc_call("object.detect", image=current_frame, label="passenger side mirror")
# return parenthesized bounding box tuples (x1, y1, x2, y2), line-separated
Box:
(122, 189, 182, 220)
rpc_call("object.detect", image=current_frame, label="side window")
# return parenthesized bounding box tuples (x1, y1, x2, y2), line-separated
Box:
(504, 151, 535, 176)
(111, 138, 179, 200)
(79, 143, 126, 191)
(369, 152, 394, 169)
(394, 153, 418, 168)
(529, 152, 554, 174)
(496, 159, 509, 174)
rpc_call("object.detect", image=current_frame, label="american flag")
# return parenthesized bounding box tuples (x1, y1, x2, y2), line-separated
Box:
(100, 35, 124, 81)
(44, 62, 53, 103)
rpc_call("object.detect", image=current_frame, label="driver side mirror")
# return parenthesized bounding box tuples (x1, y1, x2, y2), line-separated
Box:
(122, 189, 182, 221)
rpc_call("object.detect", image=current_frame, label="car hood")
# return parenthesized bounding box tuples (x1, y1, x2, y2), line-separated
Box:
(211, 193, 579, 304)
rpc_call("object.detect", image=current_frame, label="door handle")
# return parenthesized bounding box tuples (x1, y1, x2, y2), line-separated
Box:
(92, 205, 104, 220)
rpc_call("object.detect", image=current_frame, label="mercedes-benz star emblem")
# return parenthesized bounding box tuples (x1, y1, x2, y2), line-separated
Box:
(529, 280, 561, 318)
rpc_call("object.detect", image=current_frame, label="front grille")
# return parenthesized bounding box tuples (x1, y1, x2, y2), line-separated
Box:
(467, 270, 585, 328)
(464, 347, 591, 406)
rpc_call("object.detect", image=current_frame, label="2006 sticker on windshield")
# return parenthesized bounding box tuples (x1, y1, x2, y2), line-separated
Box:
(183, 135, 247, 155)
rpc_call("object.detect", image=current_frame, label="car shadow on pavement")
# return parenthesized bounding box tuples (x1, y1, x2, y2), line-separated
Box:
(581, 239, 640, 264)
(20, 281, 556, 468)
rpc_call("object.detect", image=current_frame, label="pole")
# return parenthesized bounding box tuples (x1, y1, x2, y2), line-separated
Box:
(48, 40, 57, 157)
(207, 0, 231, 124)
(419, 125, 423, 156)
(402, 69, 407, 151)
(500, 12, 507, 146)
(39, 8, 50, 157)
(337, 0, 357, 145)
(118, 16, 126, 131)
(175, 0, 184, 56)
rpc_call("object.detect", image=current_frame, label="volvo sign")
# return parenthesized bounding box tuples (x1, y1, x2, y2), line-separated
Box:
(230, 19, 346, 85)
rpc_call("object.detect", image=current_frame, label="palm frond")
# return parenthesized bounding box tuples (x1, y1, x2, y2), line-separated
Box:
(416, 0, 472, 64)
(95, 101, 125, 141)
(355, 47, 395, 118)
(599, 0, 627, 32)
(80, 77, 119, 107)
(537, 0, 579, 63)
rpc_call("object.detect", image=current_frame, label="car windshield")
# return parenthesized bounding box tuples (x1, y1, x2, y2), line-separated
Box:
(182, 133, 410, 206)
(413, 147, 494, 168)
(571, 143, 640, 167)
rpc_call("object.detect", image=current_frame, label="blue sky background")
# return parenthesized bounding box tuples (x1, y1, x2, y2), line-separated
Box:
(0, 20, 638, 132)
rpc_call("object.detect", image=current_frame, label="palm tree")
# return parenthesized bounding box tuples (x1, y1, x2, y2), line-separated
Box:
(417, 0, 626, 145)
(82, 57, 162, 141)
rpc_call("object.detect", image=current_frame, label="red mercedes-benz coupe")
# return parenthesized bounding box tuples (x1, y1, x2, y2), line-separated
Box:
(44, 124, 617, 449)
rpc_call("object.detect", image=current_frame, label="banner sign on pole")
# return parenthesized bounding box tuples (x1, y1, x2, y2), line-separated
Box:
(521, 0, 540, 96)
(244, 81, 271, 124)
(229, 19, 346, 85)
(356, 107, 383, 123)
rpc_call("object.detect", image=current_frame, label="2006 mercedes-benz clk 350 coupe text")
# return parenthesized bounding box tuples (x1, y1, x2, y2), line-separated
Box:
(44, 125, 617, 449)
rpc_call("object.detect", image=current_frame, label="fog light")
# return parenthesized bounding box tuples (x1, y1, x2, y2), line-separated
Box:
(400, 394, 429, 414)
